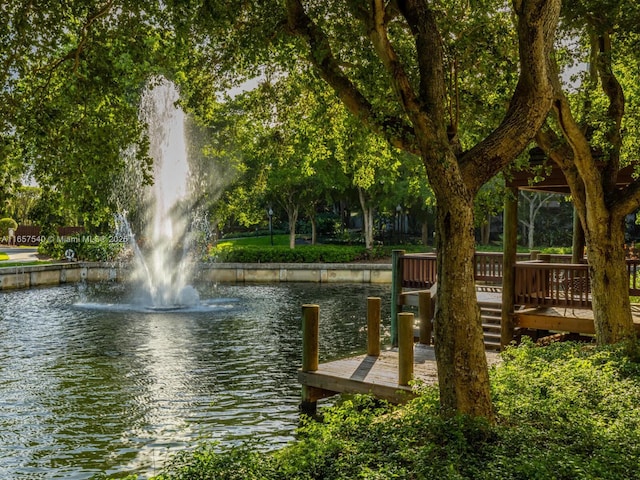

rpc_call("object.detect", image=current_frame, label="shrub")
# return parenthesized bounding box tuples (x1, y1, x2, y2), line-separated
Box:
(38, 234, 123, 262)
(209, 243, 389, 263)
(0, 218, 18, 238)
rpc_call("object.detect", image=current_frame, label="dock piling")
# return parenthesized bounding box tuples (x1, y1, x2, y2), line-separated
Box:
(301, 304, 319, 372)
(398, 312, 414, 386)
(418, 290, 433, 345)
(367, 297, 381, 356)
(301, 304, 320, 415)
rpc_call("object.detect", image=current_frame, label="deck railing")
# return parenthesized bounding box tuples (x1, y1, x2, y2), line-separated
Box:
(400, 251, 531, 287)
(628, 259, 640, 296)
(401, 253, 437, 288)
(514, 262, 591, 308)
(399, 252, 640, 309)
(514, 259, 640, 308)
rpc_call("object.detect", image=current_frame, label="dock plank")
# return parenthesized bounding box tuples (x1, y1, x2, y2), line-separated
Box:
(299, 345, 500, 404)
(515, 306, 640, 334)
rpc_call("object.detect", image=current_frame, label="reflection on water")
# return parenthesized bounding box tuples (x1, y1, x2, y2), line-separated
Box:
(0, 282, 390, 479)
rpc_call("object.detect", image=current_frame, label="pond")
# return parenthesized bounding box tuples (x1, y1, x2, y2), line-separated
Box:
(0, 281, 391, 479)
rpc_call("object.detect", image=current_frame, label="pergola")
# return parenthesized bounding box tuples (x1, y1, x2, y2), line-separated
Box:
(499, 148, 637, 344)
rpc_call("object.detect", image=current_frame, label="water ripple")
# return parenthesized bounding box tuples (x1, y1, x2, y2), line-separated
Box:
(0, 282, 390, 478)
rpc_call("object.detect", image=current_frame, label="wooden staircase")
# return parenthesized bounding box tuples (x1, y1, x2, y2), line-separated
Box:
(480, 303, 502, 351)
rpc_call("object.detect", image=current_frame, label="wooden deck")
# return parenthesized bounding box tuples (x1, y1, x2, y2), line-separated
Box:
(515, 304, 640, 335)
(299, 345, 501, 407)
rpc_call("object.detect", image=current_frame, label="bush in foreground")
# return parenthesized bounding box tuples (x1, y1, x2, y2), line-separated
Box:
(151, 339, 640, 480)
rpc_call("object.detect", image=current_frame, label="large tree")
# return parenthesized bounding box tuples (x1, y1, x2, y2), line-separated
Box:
(536, 0, 640, 343)
(1, 2, 165, 229)
(172, 0, 560, 418)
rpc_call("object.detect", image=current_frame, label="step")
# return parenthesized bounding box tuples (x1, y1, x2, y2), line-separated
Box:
(480, 307, 502, 313)
(482, 324, 501, 334)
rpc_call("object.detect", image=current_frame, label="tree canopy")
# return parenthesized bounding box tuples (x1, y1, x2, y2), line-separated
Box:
(1, 2, 168, 227)
(0, 0, 565, 420)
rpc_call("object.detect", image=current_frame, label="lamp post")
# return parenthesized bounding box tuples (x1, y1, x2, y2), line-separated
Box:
(268, 208, 274, 246)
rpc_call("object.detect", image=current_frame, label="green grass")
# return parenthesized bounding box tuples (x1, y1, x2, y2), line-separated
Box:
(217, 234, 292, 247)
(147, 339, 640, 480)
(0, 260, 53, 268)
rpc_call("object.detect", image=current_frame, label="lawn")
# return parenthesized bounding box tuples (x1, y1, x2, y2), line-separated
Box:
(217, 234, 292, 247)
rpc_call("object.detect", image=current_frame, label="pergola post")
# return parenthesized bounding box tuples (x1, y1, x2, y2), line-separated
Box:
(390, 249, 405, 347)
(572, 206, 585, 264)
(501, 187, 518, 348)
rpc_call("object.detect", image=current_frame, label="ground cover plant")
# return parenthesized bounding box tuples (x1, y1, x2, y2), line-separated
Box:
(144, 339, 640, 480)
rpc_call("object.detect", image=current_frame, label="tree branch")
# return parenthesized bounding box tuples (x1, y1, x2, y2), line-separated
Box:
(284, 0, 419, 155)
(395, 0, 447, 127)
(459, 0, 561, 193)
(595, 31, 625, 192)
(610, 178, 640, 218)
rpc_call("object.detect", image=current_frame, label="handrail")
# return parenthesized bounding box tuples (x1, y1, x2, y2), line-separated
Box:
(514, 262, 591, 308)
(400, 251, 530, 287)
(399, 252, 640, 309)
(628, 259, 640, 296)
(401, 253, 437, 289)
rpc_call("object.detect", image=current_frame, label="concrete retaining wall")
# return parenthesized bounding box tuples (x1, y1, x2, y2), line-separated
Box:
(0, 262, 392, 290)
(0, 263, 119, 290)
(196, 263, 392, 284)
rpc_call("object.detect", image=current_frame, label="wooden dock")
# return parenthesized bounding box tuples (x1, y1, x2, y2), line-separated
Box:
(515, 304, 640, 335)
(298, 300, 500, 413)
(298, 284, 640, 413)
(299, 345, 500, 407)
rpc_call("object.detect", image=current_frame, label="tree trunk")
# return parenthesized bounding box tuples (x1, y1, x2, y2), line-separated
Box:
(358, 188, 374, 249)
(584, 213, 634, 343)
(421, 220, 429, 246)
(364, 207, 373, 249)
(433, 193, 494, 420)
(480, 213, 491, 245)
(287, 206, 298, 249)
(310, 214, 317, 245)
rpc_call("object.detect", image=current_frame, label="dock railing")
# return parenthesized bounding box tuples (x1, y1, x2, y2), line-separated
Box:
(395, 251, 640, 313)
(514, 262, 591, 308)
(513, 258, 640, 308)
(398, 251, 542, 288)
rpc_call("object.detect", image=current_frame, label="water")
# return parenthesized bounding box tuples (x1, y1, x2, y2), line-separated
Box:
(127, 77, 196, 308)
(0, 282, 391, 479)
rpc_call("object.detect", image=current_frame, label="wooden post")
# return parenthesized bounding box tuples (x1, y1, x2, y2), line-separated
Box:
(301, 304, 319, 414)
(530, 250, 540, 261)
(572, 206, 585, 264)
(501, 187, 518, 348)
(418, 290, 433, 345)
(390, 249, 406, 347)
(398, 312, 414, 386)
(302, 304, 319, 372)
(367, 297, 381, 356)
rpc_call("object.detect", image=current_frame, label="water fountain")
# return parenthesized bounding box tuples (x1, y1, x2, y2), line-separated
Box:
(81, 76, 217, 312)
(105, 76, 198, 310)
(0, 75, 393, 479)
